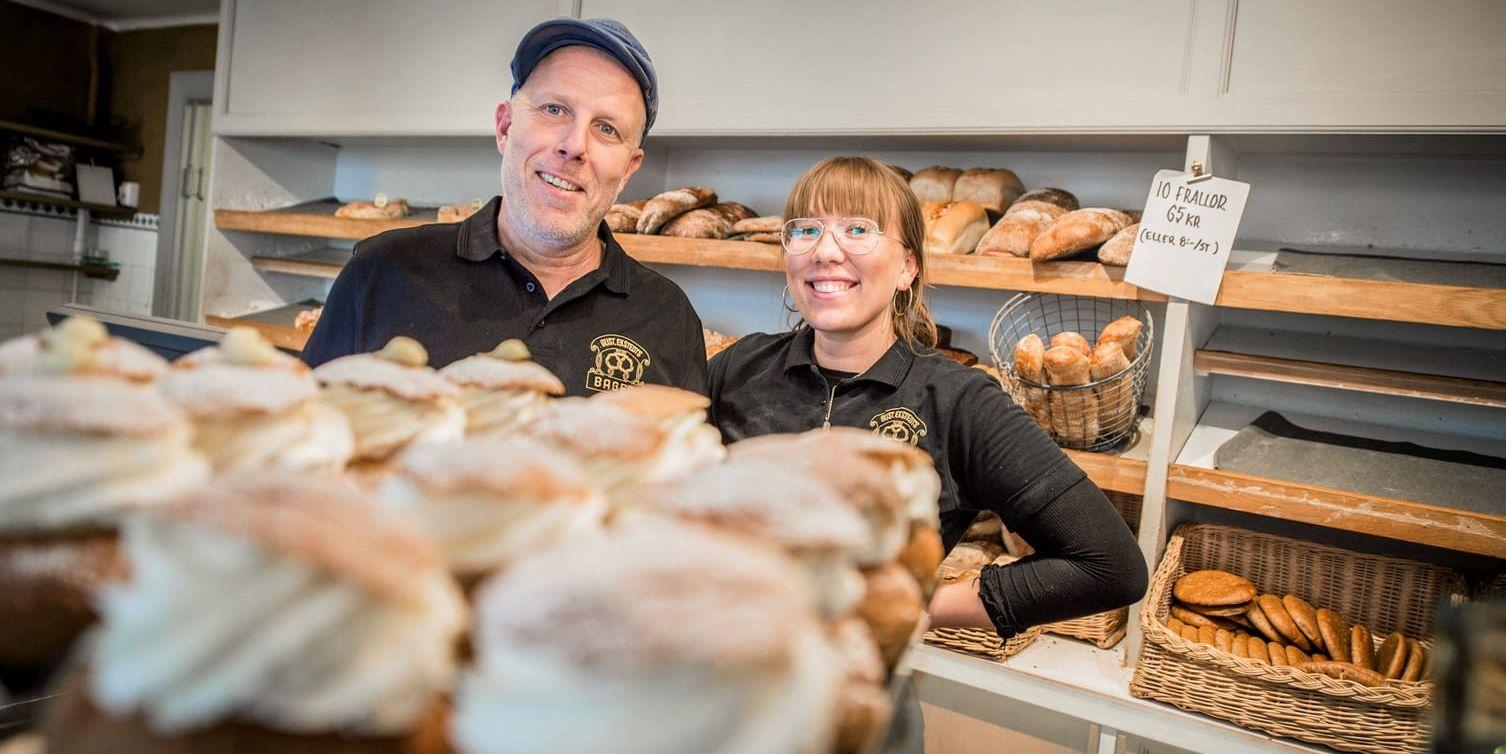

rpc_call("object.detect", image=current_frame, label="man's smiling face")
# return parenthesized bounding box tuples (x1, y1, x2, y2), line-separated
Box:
(495, 45, 646, 252)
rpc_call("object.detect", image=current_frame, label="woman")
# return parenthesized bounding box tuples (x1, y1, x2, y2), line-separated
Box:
(709, 156, 1147, 636)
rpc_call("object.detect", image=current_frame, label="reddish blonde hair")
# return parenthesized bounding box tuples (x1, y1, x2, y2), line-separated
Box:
(783, 156, 938, 349)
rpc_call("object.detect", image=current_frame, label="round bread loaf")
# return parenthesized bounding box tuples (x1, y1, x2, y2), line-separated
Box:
(1376, 632, 1409, 679)
(1351, 624, 1377, 670)
(1258, 594, 1312, 651)
(1282, 595, 1324, 648)
(1316, 608, 1351, 663)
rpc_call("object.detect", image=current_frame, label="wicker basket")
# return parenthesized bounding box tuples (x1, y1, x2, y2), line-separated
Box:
(1040, 491, 1143, 648)
(924, 625, 1042, 661)
(1130, 523, 1468, 754)
(988, 294, 1154, 452)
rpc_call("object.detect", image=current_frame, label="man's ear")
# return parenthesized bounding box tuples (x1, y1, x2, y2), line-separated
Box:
(495, 101, 514, 155)
(616, 147, 646, 196)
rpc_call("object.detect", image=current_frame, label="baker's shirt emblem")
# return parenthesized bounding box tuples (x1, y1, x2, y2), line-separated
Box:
(586, 334, 651, 392)
(869, 407, 928, 446)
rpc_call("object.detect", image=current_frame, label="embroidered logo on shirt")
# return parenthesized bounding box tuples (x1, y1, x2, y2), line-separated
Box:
(869, 407, 928, 446)
(586, 334, 651, 392)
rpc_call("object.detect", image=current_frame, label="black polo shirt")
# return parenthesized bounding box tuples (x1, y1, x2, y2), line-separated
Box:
(710, 328, 1088, 550)
(302, 196, 708, 397)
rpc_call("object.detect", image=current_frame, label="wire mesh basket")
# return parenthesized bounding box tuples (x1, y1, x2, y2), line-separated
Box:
(988, 294, 1154, 452)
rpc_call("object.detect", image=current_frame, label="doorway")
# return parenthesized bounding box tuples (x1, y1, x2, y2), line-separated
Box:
(154, 69, 213, 322)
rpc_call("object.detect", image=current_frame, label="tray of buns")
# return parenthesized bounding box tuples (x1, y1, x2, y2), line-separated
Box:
(1131, 523, 1468, 754)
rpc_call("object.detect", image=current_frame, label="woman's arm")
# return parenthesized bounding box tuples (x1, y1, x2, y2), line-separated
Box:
(937, 376, 1148, 638)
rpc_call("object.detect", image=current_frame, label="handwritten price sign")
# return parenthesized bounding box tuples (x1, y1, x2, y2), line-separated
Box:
(1125, 169, 1250, 304)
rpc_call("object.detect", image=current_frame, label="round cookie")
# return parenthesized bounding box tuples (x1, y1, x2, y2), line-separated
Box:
(1165, 617, 1187, 636)
(1180, 624, 1200, 642)
(1376, 632, 1409, 680)
(1282, 595, 1324, 649)
(1285, 645, 1310, 665)
(1316, 608, 1351, 664)
(1231, 634, 1249, 658)
(1247, 638, 1270, 664)
(1267, 642, 1287, 667)
(1246, 603, 1284, 644)
(1298, 661, 1386, 687)
(1258, 594, 1313, 651)
(1174, 570, 1257, 607)
(1198, 624, 1217, 646)
(1184, 601, 1253, 618)
(1401, 638, 1426, 682)
(1215, 628, 1233, 652)
(1351, 624, 1376, 670)
(1311, 653, 1329, 662)
(1171, 605, 1224, 629)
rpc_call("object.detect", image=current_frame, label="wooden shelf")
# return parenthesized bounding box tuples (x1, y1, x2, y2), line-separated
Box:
(1060, 414, 1153, 496)
(250, 248, 353, 279)
(204, 301, 320, 352)
(215, 205, 1506, 326)
(1216, 245, 1506, 330)
(0, 118, 139, 154)
(215, 200, 435, 239)
(1194, 349, 1506, 409)
(1171, 402, 1506, 559)
(0, 257, 119, 281)
(213, 201, 1164, 300)
(0, 190, 136, 219)
(909, 637, 1328, 754)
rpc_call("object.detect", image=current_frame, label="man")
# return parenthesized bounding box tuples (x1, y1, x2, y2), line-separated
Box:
(302, 18, 707, 396)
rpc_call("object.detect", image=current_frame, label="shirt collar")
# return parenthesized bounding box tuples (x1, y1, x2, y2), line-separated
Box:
(455, 195, 633, 296)
(782, 327, 916, 388)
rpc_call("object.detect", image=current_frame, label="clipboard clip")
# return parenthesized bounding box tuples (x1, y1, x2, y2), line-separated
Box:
(1187, 162, 1215, 184)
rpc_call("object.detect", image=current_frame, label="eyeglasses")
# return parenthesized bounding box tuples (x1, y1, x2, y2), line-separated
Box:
(781, 217, 889, 256)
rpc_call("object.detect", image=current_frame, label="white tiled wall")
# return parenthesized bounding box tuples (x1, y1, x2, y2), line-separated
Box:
(0, 208, 159, 341)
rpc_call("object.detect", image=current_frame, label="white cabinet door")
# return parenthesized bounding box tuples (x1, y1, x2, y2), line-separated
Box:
(1211, 0, 1506, 128)
(216, 0, 564, 136)
(580, 0, 1203, 133)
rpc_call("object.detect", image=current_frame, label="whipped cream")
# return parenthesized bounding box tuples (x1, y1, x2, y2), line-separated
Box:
(321, 385, 464, 461)
(453, 621, 839, 754)
(0, 422, 208, 533)
(189, 401, 354, 473)
(382, 438, 607, 578)
(90, 515, 465, 736)
(456, 386, 550, 437)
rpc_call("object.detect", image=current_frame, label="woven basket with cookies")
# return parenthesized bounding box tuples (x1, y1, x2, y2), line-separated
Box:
(1131, 523, 1468, 754)
(924, 526, 1042, 660)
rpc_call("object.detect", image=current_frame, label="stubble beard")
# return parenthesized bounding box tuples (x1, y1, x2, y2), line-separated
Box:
(498, 153, 612, 252)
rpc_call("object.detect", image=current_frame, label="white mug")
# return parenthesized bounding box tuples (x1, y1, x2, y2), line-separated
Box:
(117, 181, 140, 208)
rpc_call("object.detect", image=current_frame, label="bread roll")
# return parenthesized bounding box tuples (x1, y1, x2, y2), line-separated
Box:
(1089, 342, 1130, 382)
(952, 168, 1025, 215)
(1050, 332, 1092, 358)
(637, 187, 716, 234)
(885, 164, 913, 182)
(910, 167, 962, 204)
(922, 201, 989, 255)
(732, 215, 783, 234)
(1043, 346, 1090, 385)
(1012, 334, 1045, 384)
(661, 207, 732, 239)
(335, 196, 410, 219)
(604, 202, 643, 233)
(975, 200, 1069, 257)
(857, 562, 924, 669)
(1015, 188, 1079, 211)
(1097, 223, 1138, 266)
(710, 202, 756, 225)
(437, 199, 483, 224)
(1028, 208, 1127, 262)
(1096, 316, 1143, 360)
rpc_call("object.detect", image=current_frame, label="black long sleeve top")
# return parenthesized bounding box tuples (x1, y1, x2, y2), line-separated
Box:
(708, 329, 1147, 638)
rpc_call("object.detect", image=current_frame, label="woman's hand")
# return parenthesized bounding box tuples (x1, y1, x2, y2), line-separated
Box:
(925, 572, 995, 631)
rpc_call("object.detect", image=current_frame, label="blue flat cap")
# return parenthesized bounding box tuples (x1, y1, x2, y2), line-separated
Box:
(510, 17, 658, 137)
